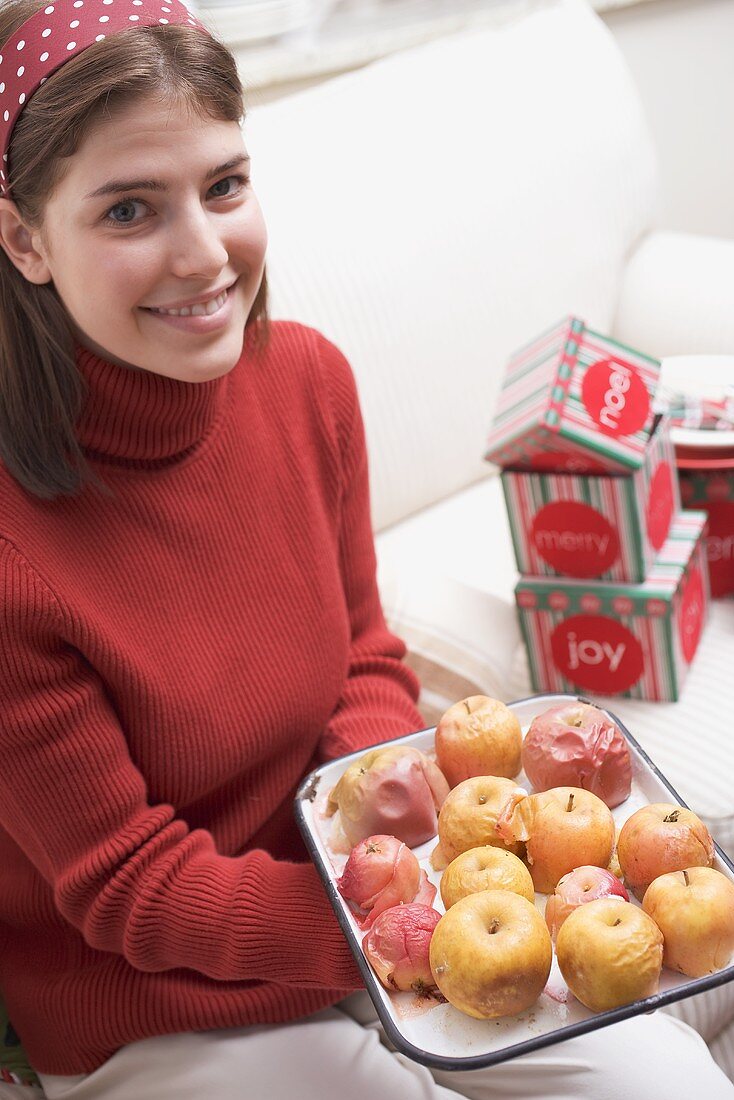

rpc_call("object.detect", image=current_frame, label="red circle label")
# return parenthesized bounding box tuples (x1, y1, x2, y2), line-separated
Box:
(701, 500, 734, 597)
(646, 462, 675, 551)
(581, 359, 651, 438)
(551, 614, 644, 694)
(678, 567, 705, 662)
(531, 501, 619, 578)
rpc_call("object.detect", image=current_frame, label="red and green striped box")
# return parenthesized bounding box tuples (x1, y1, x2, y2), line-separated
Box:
(501, 416, 679, 583)
(485, 317, 661, 473)
(515, 511, 709, 702)
(679, 469, 734, 598)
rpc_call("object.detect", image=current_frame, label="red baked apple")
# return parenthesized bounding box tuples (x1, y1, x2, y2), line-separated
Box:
(337, 834, 436, 928)
(545, 865, 629, 941)
(617, 803, 714, 900)
(327, 745, 449, 848)
(435, 696, 522, 786)
(363, 903, 441, 993)
(521, 702, 632, 809)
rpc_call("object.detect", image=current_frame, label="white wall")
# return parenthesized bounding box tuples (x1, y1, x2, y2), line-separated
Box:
(601, 0, 734, 238)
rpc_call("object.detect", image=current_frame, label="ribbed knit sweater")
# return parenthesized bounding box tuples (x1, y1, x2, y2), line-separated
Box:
(0, 320, 424, 1075)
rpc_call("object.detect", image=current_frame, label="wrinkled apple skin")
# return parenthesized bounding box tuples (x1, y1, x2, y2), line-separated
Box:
(440, 846, 535, 909)
(362, 903, 441, 992)
(522, 703, 632, 809)
(498, 786, 615, 894)
(617, 803, 714, 901)
(435, 776, 528, 867)
(642, 867, 734, 977)
(429, 890, 552, 1019)
(328, 745, 450, 848)
(337, 835, 424, 928)
(545, 865, 629, 941)
(556, 897, 663, 1012)
(435, 696, 522, 786)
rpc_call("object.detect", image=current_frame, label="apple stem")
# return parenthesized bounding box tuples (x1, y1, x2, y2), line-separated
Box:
(613, 918, 622, 926)
(683, 870, 690, 886)
(566, 794, 575, 812)
(488, 919, 500, 935)
(463, 700, 471, 715)
(663, 809, 681, 823)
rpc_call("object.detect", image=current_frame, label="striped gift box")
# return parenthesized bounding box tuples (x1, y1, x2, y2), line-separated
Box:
(501, 415, 679, 583)
(485, 317, 661, 473)
(679, 468, 734, 598)
(515, 511, 709, 702)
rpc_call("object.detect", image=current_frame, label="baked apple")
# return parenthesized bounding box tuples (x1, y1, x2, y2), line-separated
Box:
(440, 845, 535, 908)
(617, 802, 714, 900)
(429, 889, 552, 1018)
(521, 701, 632, 808)
(642, 867, 734, 977)
(435, 696, 522, 786)
(337, 834, 435, 928)
(363, 903, 442, 993)
(556, 897, 663, 1012)
(497, 786, 615, 894)
(545, 865, 629, 941)
(432, 775, 528, 870)
(328, 745, 449, 848)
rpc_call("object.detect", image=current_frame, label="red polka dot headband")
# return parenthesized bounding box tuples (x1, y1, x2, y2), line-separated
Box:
(0, 0, 210, 197)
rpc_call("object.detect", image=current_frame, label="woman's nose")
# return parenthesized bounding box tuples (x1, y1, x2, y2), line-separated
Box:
(166, 205, 229, 279)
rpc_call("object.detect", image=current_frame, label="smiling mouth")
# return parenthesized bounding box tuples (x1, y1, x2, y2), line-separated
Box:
(144, 286, 230, 318)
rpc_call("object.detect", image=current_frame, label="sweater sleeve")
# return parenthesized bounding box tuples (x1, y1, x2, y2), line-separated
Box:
(312, 333, 426, 763)
(0, 539, 361, 990)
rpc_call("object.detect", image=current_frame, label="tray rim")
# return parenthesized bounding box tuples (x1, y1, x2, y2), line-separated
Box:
(294, 691, 734, 1071)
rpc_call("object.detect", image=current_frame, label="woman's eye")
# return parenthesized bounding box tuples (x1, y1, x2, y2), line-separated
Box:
(103, 198, 148, 227)
(208, 174, 249, 199)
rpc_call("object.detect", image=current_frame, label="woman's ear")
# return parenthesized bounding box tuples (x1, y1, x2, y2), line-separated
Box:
(0, 197, 52, 284)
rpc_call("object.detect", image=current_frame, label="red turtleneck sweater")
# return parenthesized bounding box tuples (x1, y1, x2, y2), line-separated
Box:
(0, 321, 424, 1074)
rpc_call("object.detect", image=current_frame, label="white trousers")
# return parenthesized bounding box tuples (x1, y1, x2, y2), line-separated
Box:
(36, 993, 734, 1100)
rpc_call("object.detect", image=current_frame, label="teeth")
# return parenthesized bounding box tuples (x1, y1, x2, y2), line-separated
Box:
(149, 289, 228, 317)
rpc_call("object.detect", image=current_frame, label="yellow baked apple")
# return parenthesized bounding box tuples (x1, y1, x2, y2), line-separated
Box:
(497, 786, 615, 894)
(429, 890, 552, 1019)
(556, 897, 663, 1012)
(432, 775, 527, 870)
(642, 866, 734, 977)
(435, 696, 522, 786)
(440, 845, 535, 909)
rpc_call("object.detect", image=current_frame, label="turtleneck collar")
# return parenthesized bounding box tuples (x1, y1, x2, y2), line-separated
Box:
(74, 343, 232, 464)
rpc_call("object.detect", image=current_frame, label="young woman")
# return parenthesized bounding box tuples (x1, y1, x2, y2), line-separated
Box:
(0, 1, 731, 1096)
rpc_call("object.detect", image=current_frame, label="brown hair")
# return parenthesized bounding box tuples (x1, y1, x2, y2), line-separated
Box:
(0, 0, 269, 500)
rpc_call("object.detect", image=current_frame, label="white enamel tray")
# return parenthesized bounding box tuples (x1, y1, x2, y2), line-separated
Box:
(295, 692, 734, 1071)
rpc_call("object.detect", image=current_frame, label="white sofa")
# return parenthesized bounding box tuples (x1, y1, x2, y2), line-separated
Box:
(244, 0, 734, 1080)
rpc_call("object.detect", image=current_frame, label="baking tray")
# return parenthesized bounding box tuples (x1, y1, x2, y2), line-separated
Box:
(295, 692, 734, 1071)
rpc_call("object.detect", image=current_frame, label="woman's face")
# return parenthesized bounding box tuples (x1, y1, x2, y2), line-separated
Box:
(31, 94, 268, 382)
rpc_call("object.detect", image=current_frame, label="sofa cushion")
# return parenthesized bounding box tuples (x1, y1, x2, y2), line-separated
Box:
(245, 0, 657, 531)
(614, 230, 734, 358)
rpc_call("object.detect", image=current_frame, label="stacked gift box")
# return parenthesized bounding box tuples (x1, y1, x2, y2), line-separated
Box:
(679, 469, 734, 598)
(485, 317, 711, 701)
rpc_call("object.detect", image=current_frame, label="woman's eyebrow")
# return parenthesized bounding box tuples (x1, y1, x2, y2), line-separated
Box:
(84, 154, 251, 200)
